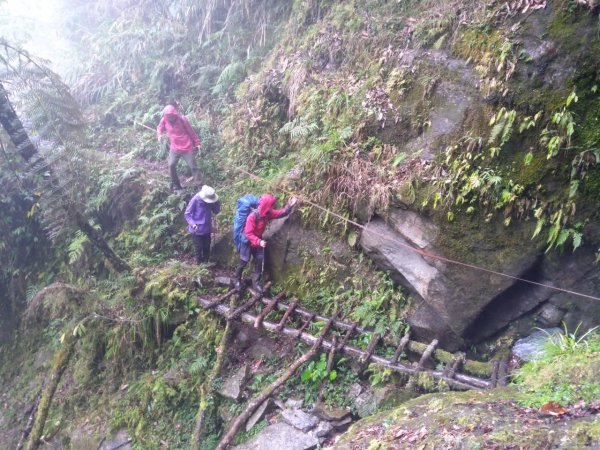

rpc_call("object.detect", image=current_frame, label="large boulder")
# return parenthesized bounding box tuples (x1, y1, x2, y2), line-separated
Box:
(360, 209, 540, 348)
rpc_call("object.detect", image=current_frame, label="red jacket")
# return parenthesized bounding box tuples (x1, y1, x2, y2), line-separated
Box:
(244, 195, 291, 247)
(156, 105, 201, 153)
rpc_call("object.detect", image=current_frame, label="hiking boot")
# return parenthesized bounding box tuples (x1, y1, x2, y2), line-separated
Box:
(234, 279, 242, 292)
(251, 276, 264, 294)
(252, 280, 263, 294)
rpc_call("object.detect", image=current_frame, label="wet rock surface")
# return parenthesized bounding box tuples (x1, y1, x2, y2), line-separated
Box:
(232, 422, 319, 450)
(219, 364, 250, 401)
(512, 328, 562, 362)
(245, 398, 274, 432)
(333, 389, 600, 450)
(281, 408, 320, 432)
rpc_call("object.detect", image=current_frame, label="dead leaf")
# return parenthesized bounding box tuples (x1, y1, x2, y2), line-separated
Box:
(539, 401, 567, 417)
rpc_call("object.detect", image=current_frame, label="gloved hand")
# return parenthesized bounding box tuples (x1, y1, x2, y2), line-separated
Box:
(193, 224, 198, 231)
(288, 196, 298, 207)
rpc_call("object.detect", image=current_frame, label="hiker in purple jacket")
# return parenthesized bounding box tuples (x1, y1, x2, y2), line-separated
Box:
(184, 185, 221, 263)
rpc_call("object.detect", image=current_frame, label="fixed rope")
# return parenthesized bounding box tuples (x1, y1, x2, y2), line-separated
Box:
(133, 121, 600, 302)
(231, 166, 600, 303)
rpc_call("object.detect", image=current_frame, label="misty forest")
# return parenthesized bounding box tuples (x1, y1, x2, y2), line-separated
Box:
(0, 0, 599, 449)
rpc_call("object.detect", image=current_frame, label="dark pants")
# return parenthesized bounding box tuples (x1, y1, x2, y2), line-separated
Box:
(192, 234, 211, 263)
(168, 150, 201, 189)
(235, 242, 264, 282)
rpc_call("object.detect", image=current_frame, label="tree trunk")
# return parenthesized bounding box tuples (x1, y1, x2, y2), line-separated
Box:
(0, 82, 130, 273)
(26, 330, 77, 450)
(189, 319, 233, 449)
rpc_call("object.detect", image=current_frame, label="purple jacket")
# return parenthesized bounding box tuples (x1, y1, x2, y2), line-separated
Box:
(184, 194, 221, 235)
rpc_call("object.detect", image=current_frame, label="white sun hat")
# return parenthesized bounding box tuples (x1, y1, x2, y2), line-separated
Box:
(198, 185, 218, 203)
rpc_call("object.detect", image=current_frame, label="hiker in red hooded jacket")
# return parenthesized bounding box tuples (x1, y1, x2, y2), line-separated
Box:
(156, 104, 202, 190)
(235, 194, 298, 293)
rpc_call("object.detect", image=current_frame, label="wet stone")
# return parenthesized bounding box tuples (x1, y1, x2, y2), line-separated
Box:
(245, 398, 274, 432)
(512, 328, 562, 362)
(215, 276, 232, 286)
(232, 422, 318, 450)
(281, 408, 319, 432)
(312, 401, 351, 422)
(285, 398, 304, 409)
(219, 364, 250, 401)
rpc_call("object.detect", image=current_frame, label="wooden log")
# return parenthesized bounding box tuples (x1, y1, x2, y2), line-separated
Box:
(215, 315, 336, 450)
(296, 313, 316, 338)
(498, 355, 510, 387)
(190, 299, 236, 449)
(27, 330, 77, 450)
(198, 299, 491, 390)
(336, 322, 358, 352)
(275, 297, 299, 331)
(255, 296, 493, 378)
(407, 340, 492, 378)
(203, 289, 236, 310)
(490, 360, 500, 388)
(360, 333, 381, 373)
(16, 393, 41, 450)
(416, 339, 439, 370)
(391, 332, 411, 364)
(227, 282, 272, 320)
(254, 292, 285, 329)
(443, 353, 465, 379)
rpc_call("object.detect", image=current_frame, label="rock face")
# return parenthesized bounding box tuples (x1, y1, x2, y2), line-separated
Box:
(360, 206, 600, 348)
(360, 209, 540, 348)
(245, 398, 274, 431)
(232, 422, 319, 450)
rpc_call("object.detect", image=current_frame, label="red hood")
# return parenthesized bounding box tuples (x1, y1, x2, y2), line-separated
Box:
(162, 105, 178, 116)
(258, 194, 276, 216)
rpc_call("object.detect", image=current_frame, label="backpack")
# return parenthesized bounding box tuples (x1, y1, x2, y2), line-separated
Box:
(233, 194, 259, 251)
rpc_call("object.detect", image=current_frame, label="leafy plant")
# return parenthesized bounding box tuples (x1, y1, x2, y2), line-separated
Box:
(512, 324, 600, 408)
(279, 117, 319, 143)
(542, 322, 599, 356)
(301, 353, 337, 387)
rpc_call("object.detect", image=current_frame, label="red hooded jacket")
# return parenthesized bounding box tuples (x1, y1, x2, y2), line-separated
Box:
(156, 105, 201, 153)
(244, 194, 291, 247)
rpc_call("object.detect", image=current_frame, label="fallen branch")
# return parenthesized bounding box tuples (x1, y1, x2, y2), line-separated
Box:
(189, 301, 235, 449)
(214, 315, 336, 450)
(16, 392, 41, 450)
(26, 329, 77, 450)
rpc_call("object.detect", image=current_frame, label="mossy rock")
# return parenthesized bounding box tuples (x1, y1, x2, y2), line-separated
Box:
(334, 388, 600, 449)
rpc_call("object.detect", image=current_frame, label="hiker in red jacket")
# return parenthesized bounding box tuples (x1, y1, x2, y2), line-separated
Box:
(235, 194, 298, 293)
(156, 104, 202, 191)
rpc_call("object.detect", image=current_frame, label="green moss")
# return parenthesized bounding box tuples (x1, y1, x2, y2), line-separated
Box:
(407, 341, 492, 377)
(547, 5, 591, 54)
(570, 420, 600, 447)
(512, 333, 600, 408)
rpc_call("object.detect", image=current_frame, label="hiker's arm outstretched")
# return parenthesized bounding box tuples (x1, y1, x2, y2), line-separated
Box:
(268, 196, 298, 219)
